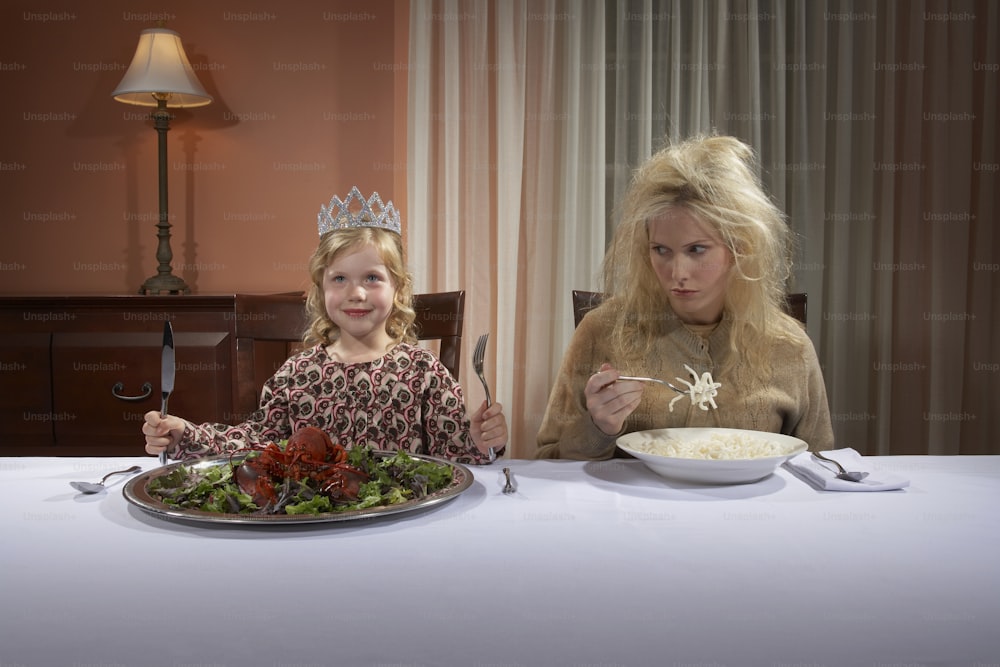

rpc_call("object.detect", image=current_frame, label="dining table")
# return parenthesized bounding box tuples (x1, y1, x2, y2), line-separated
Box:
(2, 452, 998, 667)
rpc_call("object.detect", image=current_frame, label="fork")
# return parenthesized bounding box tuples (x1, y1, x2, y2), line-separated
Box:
(471, 333, 495, 461)
(812, 450, 870, 483)
(618, 375, 686, 395)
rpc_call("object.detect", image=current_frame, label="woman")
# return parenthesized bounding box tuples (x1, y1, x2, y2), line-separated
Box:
(536, 135, 833, 459)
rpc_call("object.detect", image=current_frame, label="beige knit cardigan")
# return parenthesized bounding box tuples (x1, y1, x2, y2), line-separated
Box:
(535, 305, 835, 460)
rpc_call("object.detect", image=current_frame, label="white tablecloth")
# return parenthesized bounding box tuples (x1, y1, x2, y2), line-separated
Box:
(2, 455, 998, 667)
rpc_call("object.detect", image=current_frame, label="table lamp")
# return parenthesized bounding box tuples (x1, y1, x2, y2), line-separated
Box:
(112, 28, 212, 295)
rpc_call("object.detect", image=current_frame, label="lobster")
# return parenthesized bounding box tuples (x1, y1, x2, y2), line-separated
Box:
(231, 426, 369, 509)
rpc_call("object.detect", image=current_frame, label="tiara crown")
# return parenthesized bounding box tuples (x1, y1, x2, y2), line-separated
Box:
(317, 186, 401, 236)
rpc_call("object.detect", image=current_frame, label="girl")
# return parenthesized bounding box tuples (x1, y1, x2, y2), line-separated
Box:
(143, 190, 507, 464)
(536, 135, 833, 459)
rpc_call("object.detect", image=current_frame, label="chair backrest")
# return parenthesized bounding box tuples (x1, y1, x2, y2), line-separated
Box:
(412, 290, 465, 380)
(232, 290, 465, 420)
(783, 292, 807, 325)
(571, 290, 605, 328)
(572, 290, 808, 328)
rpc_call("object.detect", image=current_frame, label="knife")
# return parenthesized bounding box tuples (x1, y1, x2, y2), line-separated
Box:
(159, 319, 175, 466)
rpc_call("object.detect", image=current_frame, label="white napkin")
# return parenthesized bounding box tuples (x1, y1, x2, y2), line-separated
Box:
(783, 448, 910, 492)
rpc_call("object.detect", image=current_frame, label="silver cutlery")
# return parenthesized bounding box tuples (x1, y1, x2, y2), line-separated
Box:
(471, 333, 496, 461)
(501, 467, 516, 494)
(70, 465, 142, 494)
(618, 375, 686, 395)
(812, 450, 869, 482)
(160, 320, 175, 466)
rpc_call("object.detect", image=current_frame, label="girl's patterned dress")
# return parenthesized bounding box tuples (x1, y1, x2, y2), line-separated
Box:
(174, 343, 490, 465)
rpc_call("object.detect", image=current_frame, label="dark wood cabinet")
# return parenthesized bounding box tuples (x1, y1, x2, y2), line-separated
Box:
(0, 294, 307, 456)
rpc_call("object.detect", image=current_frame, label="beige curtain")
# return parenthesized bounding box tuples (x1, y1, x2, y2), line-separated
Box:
(410, 0, 998, 457)
(408, 0, 607, 457)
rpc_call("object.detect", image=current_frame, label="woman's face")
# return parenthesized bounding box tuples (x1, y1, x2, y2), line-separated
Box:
(647, 208, 732, 325)
(322, 243, 396, 346)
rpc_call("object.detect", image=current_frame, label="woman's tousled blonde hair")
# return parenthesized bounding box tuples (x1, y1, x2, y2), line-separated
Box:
(602, 134, 801, 378)
(303, 227, 417, 347)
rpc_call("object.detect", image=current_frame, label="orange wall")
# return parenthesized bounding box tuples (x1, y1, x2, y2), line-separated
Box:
(1, 0, 407, 296)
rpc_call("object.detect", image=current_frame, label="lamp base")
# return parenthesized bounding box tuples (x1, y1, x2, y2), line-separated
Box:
(140, 272, 191, 295)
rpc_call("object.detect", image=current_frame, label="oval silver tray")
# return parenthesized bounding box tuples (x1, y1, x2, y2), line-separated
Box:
(123, 450, 474, 525)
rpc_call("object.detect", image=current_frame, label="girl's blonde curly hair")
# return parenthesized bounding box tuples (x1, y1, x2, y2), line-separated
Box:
(303, 227, 417, 348)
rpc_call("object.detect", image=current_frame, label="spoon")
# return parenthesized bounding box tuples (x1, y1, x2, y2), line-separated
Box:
(70, 465, 142, 494)
(812, 451, 869, 483)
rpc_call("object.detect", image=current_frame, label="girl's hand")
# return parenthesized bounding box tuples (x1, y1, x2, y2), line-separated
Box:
(585, 363, 643, 436)
(141, 411, 186, 458)
(470, 400, 508, 457)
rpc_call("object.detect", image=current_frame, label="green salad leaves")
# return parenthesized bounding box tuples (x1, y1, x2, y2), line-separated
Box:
(148, 445, 454, 516)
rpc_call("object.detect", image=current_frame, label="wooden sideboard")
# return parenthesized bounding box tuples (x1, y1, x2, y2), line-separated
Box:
(0, 294, 308, 456)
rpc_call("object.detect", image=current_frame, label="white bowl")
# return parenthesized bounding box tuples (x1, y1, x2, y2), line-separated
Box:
(616, 427, 808, 485)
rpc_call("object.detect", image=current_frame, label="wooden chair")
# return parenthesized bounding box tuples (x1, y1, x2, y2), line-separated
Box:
(572, 290, 808, 328)
(571, 290, 605, 328)
(411, 290, 465, 380)
(232, 290, 465, 420)
(783, 292, 807, 325)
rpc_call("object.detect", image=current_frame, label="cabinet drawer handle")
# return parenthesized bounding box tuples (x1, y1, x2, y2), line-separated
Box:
(111, 381, 153, 402)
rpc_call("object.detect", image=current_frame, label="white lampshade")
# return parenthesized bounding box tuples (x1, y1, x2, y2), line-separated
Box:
(112, 28, 212, 108)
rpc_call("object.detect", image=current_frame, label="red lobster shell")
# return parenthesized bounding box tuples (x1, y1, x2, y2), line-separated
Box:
(232, 427, 369, 508)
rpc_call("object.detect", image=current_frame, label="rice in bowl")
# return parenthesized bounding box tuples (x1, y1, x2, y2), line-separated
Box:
(616, 428, 808, 485)
(625, 430, 798, 460)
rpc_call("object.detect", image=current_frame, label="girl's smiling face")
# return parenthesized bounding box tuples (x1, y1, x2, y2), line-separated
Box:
(647, 207, 733, 325)
(323, 243, 396, 349)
